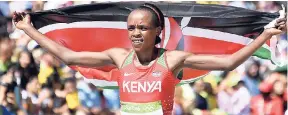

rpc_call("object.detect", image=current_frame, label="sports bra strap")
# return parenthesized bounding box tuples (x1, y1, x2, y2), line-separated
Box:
(156, 48, 168, 68)
(121, 50, 134, 68)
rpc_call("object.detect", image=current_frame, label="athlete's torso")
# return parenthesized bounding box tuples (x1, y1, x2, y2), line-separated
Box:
(117, 48, 180, 115)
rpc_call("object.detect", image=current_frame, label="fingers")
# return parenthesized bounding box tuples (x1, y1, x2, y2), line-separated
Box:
(13, 12, 21, 23)
(275, 18, 287, 28)
(276, 18, 286, 23)
(12, 12, 27, 22)
(277, 25, 285, 30)
(275, 21, 286, 27)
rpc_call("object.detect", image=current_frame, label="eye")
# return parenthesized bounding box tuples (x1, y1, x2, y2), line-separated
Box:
(138, 25, 148, 31)
(140, 27, 148, 31)
(127, 26, 135, 31)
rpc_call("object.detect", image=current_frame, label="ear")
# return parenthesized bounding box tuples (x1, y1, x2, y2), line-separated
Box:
(156, 27, 162, 36)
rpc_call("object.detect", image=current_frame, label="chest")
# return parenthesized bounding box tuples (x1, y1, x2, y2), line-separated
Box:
(119, 64, 177, 93)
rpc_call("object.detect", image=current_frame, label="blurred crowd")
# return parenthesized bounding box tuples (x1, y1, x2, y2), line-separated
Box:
(0, 1, 287, 115)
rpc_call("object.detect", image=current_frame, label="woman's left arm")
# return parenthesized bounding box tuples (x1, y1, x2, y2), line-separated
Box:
(171, 18, 286, 71)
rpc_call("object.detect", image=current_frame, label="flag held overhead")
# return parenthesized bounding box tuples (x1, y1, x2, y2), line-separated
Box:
(29, 2, 282, 88)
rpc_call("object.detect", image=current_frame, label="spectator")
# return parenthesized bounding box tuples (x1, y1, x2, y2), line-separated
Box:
(54, 78, 87, 115)
(102, 89, 121, 113)
(38, 52, 62, 87)
(77, 78, 102, 115)
(230, 80, 251, 115)
(202, 82, 217, 110)
(0, 65, 22, 115)
(191, 80, 208, 110)
(16, 50, 39, 90)
(0, 39, 15, 76)
(242, 60, 262, 96)
(250, 80, 283, 115)
(218, 71, 251, 115)
(21, 75, 41, 114)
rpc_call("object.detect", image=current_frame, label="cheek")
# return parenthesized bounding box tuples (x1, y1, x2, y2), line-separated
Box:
(143, 31, 156, 41)
(20, 57, 28, 65)
(128, 31, 133, 38)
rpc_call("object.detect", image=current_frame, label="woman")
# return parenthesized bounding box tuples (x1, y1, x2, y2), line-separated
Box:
(0, 66, 21, 115)
(13, 3, 286, 115)
(17, 50, 39, 89)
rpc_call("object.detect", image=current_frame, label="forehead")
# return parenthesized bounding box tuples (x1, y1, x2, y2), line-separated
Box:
(127, 10, 153, 25)
(20, 52, 29, 56)
(65, 81, 75, 86)
(30, 77, 38, 83)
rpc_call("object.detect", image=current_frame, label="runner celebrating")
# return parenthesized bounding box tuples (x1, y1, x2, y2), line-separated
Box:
(13, 3, 286, 115)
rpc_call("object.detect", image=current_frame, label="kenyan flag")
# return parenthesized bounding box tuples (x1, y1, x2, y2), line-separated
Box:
(30, 2, 282, 88)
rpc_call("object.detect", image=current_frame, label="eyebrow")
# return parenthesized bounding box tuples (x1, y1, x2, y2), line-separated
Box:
(127, 24, 151, 28)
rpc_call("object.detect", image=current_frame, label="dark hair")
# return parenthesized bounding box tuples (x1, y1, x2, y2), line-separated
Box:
(18, 50, 39, 89)
(135, 3, 164, 45)
(64, 77, 76, 84)
(18, 50, 38, 70)
(27, 75, 38, 83)
(246, 60, 261, 80)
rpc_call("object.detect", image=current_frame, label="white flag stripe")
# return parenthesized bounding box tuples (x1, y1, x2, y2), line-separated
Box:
(162, 17, 171, 48)
(83, 77, 118, 87)
(182, 27, 253, 45)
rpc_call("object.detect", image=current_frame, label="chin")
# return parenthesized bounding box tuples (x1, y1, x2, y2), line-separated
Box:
(133, 47, 142, 52)
(131, 44, 144, 52)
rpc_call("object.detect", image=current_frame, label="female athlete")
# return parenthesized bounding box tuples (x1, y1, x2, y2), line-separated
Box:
(13, 3, 286, 115)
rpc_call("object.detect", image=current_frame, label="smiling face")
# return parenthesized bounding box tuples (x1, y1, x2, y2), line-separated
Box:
(127, 10, 161, 51)
(19, 52, 31, 68)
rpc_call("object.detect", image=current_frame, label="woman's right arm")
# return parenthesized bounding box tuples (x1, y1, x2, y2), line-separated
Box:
(0, 85, 7, 105)
(0, 73, 10, 105)
(13, 12, 114, 67)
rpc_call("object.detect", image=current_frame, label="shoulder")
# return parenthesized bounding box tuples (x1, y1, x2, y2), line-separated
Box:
(163, 49, 193, 70)
(105, 48, 132, 68)
(104, 48, 131, 59)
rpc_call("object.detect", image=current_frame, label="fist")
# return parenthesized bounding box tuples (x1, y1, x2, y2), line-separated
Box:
(264, 17, 287, 36)
(12, 12, 32, 30)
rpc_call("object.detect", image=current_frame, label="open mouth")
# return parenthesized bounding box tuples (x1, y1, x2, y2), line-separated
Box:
(132, 38, 144, 45)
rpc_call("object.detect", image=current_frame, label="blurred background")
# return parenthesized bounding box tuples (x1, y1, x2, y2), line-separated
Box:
(0, 1, 287, 115)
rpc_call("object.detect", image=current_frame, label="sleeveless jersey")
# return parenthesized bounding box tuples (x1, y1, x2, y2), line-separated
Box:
(118, 48, 180, 115)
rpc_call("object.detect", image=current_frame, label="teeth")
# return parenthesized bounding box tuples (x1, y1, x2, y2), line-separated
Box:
(133, 39, 143, 44)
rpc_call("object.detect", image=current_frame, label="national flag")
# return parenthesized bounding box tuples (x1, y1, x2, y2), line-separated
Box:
(30, 2, 280, 88)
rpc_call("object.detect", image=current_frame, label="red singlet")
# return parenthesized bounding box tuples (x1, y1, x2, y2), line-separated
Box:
(118, 48, 180, 115)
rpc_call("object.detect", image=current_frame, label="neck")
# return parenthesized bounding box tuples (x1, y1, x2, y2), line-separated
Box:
(135, 46, 158, 65)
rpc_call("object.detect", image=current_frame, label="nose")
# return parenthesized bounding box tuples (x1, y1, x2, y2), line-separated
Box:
(132, 28, 141, 38)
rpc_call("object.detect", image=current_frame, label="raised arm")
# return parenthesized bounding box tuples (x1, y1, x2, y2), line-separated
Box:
(169, 18, 286, 72)
(13, 12, 116, 67)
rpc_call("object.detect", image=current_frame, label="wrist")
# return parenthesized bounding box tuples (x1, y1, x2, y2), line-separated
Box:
(23, 24, 33, 30)
(262, 30, 273, 38)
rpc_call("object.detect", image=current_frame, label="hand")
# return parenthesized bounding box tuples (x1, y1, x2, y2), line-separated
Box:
(12, 12, 32, 30)
(1, 71, 13, 84)
(264, 17, 287, 36)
